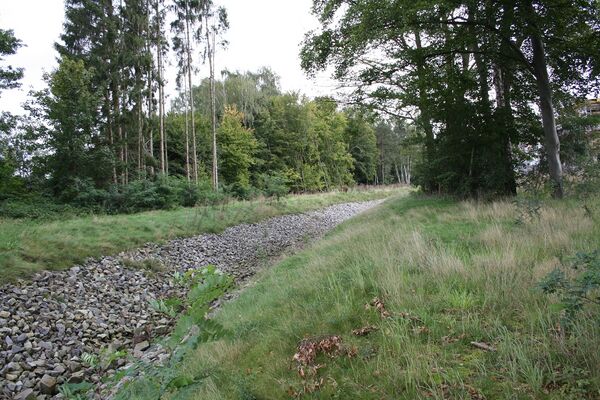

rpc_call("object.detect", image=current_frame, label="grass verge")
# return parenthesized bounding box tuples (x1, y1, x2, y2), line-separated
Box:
(0, 186, 403, 284)
(118, 193, 600, 399)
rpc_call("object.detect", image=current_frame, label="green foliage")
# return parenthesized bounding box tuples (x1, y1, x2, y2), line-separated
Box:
(59, 381, 94, 400)
(81, 352, 99, 369)
(218, 106, 258, 187)
(301, 0, 600, 198)
(187, 266, 233, 308)
(36, 57, 104, 198)
(513, 198, 543, 225)
(539, 250, 600, 324)
(0, 195, 81, 219)
(344, 110, 378, 184)
(256, 172, 289, 200)
(115, 266, 233, 399)
(0, 28, 23, 92)
(148, 297, 179, 318)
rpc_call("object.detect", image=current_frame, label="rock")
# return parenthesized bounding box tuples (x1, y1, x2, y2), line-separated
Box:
(38, 374, 57, 395)
(5, 373, 19, 381)
(0, 310, 10, 319)
(67, 361, 81, 373)
(14, 388, 36, 400)
(68, 370, 85, 384)
(133, 340, 150, 357)
(15, 333, 28, 344)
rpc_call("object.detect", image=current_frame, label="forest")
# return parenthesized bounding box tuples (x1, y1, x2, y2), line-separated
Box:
(0, 0, 417, 218)
(1, 0, 597, 219)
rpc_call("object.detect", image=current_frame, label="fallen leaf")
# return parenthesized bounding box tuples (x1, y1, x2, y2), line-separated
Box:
(352, 325, 379, 336)
(470, 341, 496, 352)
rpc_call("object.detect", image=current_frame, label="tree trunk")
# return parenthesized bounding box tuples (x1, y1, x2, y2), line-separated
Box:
(489, 2, 518, 196)
(208, 28, 218, 191)
(184, 0, 198, 184)
(183, 76, 190, 181)
(155, 0, 165, 175)
(414, 31, 435, 169)
(528, 2, 563, 198)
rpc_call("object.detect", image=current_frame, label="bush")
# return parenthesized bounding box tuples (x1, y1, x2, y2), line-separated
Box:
(256, 172, 289, 200)
(224, 181, 261, 201)
(538, 250, 600, 326)
(195, 180, 227, 205)
(179, 182, 200, 207)
(0, 194, 83, 219)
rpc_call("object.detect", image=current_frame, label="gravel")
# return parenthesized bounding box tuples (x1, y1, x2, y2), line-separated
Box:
(0, 200, 381, 399)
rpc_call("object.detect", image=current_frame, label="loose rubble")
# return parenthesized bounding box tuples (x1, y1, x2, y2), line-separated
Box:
(0, 200, 381, 399)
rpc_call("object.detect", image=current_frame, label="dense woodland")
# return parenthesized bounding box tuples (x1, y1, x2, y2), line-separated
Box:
(1, 0, 600, 217)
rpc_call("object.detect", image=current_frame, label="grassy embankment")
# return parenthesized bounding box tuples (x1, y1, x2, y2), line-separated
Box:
(119, 192, 600, 399)
(0, 186, 402, 284)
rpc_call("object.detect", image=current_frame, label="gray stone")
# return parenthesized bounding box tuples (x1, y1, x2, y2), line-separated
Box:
(68, 370, 85, 384)
(14, 388, 36, 400)
(38, 374, 57, 395)
(133, 340, 150, 357)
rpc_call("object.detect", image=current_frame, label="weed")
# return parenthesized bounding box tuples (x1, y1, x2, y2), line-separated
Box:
(121, 257, 165, 273)
(539, 249, 600, 325)
(114, 267, 234, 399)
(59, 381, 95, 400)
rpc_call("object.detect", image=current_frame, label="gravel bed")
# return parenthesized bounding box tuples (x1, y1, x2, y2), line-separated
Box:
(0, 200, 382, 399)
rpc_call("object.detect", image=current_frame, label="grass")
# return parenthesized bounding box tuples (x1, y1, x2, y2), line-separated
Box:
(0, 186, 403, 284)
(117, 192, 600, 399)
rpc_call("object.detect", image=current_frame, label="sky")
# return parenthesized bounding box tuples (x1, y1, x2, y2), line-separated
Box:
(0, 0, 335, 115)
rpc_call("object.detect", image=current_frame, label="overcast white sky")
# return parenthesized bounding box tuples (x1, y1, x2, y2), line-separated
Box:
(0, 0, 335, 115)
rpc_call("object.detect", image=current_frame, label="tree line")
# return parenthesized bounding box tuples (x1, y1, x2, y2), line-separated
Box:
(1, 3, 414, 214)
(3, 0, 599, 214)
(302, 0, 600, 198)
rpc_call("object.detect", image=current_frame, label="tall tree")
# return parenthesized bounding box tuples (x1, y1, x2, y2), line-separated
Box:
(0, 29, 23, 93)
(39, 57, 102, 197)
(202, 3, 228, 190)
(154, 0, 167, 175)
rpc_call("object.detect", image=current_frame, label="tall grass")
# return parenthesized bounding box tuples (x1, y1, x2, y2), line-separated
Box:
(0, 186, 403, 284)
(118, 193, 600, 399)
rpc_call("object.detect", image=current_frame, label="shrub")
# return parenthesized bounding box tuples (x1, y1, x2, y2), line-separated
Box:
(195, 180, 227, 205)
(0, 194, 83, 219)
(256, 172, 289, 200)
(225, 181, 258, 200)
(538, 250, 600, 325)
(178, 182, 200, 207)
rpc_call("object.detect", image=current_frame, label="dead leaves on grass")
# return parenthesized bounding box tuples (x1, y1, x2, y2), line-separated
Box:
(290, 335, 357, 397)
(366, 297, 423, 324)
(292, 335, 355, 377)
(352, 325, 379, 336)
(470, 341, 497, 352)
(367, 297, 391, 318)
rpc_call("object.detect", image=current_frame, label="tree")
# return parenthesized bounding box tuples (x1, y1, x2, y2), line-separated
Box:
(217, 106, 257, 186)
(154, 0, 168, 175)
(0, 29, 23, 93)
(0, 29, 25, 196)
(344, 109, 378, 184)
(201, 2, 229, 191)
(39, 57, 103, 197)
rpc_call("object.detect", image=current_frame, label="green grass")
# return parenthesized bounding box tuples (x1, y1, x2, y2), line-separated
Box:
(117, 193, 600, 399)
(0, 186, 403, 284)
